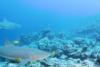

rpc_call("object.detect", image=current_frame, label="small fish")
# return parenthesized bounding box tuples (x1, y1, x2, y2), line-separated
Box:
(0, 19, 21, 30)
(0, 41, 51, 66)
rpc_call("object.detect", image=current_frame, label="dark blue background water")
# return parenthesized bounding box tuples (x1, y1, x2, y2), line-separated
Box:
(0, 0, 100, 45)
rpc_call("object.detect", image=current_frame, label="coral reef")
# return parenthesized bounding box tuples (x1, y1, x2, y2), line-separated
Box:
(1, 30, 100, 67)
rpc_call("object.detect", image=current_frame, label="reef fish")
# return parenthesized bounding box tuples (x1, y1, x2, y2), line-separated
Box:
(0, 19, 21, 30)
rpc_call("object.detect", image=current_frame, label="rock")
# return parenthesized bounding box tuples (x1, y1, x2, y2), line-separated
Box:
(58, 60, 67, 67)
(73, 37, 86, 45)
(44, 57, 60, 66)
(38, 37, 50, 51)
(59, 54, 68, 59)
(29, 42, 38, 49)
(82, 59, 95, 67)
(40, 29, 55, 40)
(56, 32, 67, 39)
(29, 62, 41, 67)
(7, 63, 17, 67)
(73, 64, 82, 67)
(0, 62, 8, 67)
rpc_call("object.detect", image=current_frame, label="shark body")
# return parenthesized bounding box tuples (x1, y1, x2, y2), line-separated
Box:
(0, 45, 51, 65)
(0, 19, 21, 30)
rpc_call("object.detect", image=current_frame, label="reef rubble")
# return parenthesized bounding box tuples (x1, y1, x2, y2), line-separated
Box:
(0, 30, 100, 67)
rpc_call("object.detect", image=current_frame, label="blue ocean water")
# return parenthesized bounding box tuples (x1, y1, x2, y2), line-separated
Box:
(0, 0, 100, 44)
(1, 1, 100, 67)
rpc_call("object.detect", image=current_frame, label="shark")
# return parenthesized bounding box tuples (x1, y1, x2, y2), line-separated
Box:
(0, 41, 51, 66)
(0, 19, 21, 30)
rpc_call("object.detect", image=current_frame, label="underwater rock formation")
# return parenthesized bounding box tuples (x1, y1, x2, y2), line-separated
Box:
(0, 30, 100, 67)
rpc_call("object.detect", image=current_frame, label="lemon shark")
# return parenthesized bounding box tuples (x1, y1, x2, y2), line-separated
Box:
(0, 41, 51, 66)
(0, 19, 21, 30)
